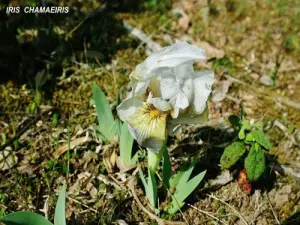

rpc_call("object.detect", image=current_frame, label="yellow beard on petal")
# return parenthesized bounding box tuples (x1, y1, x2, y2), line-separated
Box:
(128, 104, 168, 150)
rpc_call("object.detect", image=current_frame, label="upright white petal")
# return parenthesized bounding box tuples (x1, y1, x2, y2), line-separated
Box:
(127, 80, 150, 99)
(173, 62, 194, 80)
(192, 71, 214, 114)
(159, 73, 179, 100)
(159, 64, 194, 118)
(137, 41, 206, 80)
(147, 93, 171, 111)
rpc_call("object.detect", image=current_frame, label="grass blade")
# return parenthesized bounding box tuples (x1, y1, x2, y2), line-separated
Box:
(176, 157, 197, 189)
(147, 168, 158, 208)
(120, 122, 134, 165)
(138, 167, 158, 208)
(138, 166, 147, 190)
(177, 170, 206, 203)
(168, 170, 206, 214)
(162, 144, 172, 190)
(92, 83, 117, 141)
(54, 184, 67, 225)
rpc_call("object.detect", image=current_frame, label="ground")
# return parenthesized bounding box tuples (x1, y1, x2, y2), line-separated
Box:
(0, 0, 299, 224)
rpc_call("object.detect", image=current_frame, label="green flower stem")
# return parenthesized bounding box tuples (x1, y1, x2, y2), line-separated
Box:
(147, 149, 162, 172)
(147, 137, 168, 172)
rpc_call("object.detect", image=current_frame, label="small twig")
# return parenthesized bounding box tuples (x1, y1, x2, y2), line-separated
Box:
(225, 94, 241, 104)
(266, 193, 280, 225)
(64, 17, 88, 41)
(207, 194, 248, 225)
(0, 107, 55, 151)
(186, 203, 229, 225)
(273, 120, 299, 146)
(127, 176, 185, 225)
(67, 196, 98, 213)
(271, 164, 300, 179)
(123, 21, 162, 54)
(82, 171, 125, 191)
(274, 97, 300, 110)
(97, 174, 125, 191)
(39, 195, 49, 220)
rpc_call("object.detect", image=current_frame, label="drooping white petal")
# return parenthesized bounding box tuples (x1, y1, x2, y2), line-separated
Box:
(168, 90, 189, 119)
(137, 41, 206, 80)
(117, 97, 143, 121)
(192, 70, 214, 114)
(127, 104, 167, 151)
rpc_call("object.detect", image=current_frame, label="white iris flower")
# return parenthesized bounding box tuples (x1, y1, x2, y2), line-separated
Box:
(117, 41, 215, 152)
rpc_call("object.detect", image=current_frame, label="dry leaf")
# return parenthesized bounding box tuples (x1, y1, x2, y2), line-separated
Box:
(68, 172, 90, 196)
(194, 41, 225, 59)
(0, 147, 18, 171)
(17, 151, 41, 173)
(86, 182, 98, 199)
(172, 8, 190, 31)
(179, 14, 190, 31)
(54, 136, 93, 158)
(17, 161, 40, 173)
(116, 220, 128, 225)
(103, 148, 117, 173)
(78, 150, 98, 169)
(260, 75, 274, 86)
(116, 157, 136, 173)
(212, 80, 233, 102)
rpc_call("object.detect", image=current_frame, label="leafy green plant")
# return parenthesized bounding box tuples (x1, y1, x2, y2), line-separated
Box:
(167, 157, 206, 215)
(0, 184, 67, 225)
(139, 145, 206, 215)
(93, 84, 136, 166)
(92, 83, 121, 141)
(221, 116, 272, 182)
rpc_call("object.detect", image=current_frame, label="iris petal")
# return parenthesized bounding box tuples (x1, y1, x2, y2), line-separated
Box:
(117, 98, 143, 121)
(127, 104, 167, 151)
(192, 71, 214, 114)
(142, 41, 206, 79)
(147, 93, 171, 111)
(160, 74, 179, 100)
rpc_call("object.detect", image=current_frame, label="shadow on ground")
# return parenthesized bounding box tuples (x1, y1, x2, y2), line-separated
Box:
(282, 211, 300, 225)
(0, 0, 144, 93)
